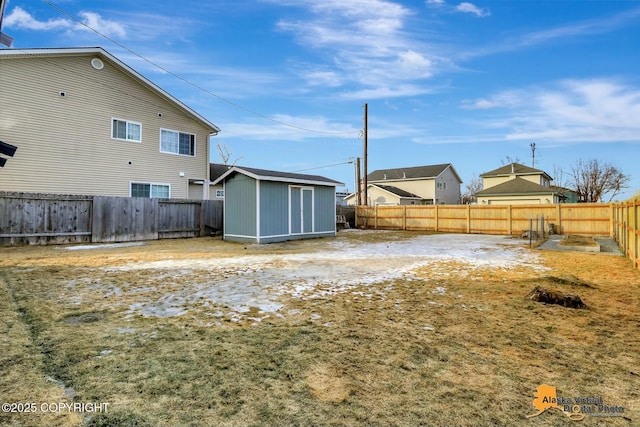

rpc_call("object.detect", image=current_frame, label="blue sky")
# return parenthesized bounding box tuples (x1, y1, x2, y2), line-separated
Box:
(2, 0, 639, 199)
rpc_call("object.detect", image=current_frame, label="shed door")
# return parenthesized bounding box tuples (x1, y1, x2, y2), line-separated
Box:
(302, 188, 313, 233)
(290, 186, 313, 234)
(290, 187, 301, 234)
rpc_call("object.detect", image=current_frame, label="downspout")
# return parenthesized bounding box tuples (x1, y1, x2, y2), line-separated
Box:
(203, 131, 218, 200)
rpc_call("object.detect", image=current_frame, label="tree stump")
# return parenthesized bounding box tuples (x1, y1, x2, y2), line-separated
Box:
(527, 286, 586, 309)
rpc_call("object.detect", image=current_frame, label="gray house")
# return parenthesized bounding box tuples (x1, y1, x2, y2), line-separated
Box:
(212, 166, 343, 243)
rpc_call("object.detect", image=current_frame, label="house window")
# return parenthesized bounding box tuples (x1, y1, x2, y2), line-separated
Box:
(160, 129, 195, 156)
(112, 119, 141, 142)
(130, 182, 170, 198)
(437, 182, 447, 190)
(215, 189, 224, 198)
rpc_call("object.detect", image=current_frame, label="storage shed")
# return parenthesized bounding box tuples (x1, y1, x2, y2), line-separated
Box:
(212, 166, 344, 243)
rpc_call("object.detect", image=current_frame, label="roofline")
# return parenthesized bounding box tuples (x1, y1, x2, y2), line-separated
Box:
(212, 166, 344, 187)
(0, 47, 221, 134)
(476, 190, 559, 197)
(369, 163, 462, 183)
(480, 171, 553, 180)
(371, 184, 422, 199)
(343, 184, 423, 200)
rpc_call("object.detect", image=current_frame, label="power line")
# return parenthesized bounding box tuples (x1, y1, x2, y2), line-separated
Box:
(43, 1, 361, 137)
(293, 159, 354, 172)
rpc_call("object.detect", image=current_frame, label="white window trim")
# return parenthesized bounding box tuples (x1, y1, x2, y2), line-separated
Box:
(111, 117, 142, 143)
(159, 128, 197, 157)
(129, 181, 171, 198)
(215, 189, 224, 198)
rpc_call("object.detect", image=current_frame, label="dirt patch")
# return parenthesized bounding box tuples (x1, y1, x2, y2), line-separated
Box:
(64, 312, 104, 324)
(527, 285, 587, 308)
(559, 235, 599, 247)
(305, 363, 351, 403)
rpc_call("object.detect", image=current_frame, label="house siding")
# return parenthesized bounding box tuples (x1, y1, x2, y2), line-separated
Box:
(483, 175, 548, 189)
(224, 174, 256, 238)
(371, 179, 436, 201)
(435, 167, 462, 204)
(477, 194, 558, 205)
(0, 53, 213, 198)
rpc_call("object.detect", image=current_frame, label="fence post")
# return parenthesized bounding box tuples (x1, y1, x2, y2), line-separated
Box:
(507, 205, 512, 235)
(609, 202, 614, 237)
(403, 205, 407, 231)
(375, 205, 378, 229)
(466, 204, 471, 234)
(529, 217, 533, 247)
(199, 201, 205, 237)
(434, 205, 439, 232)
(556, 204, 561, 235)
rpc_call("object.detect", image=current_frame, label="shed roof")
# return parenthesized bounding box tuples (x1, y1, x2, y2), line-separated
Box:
(212, 165, 343, 187)
(0, 47, 221, 134)
(474, 177, 559, 196)
(368, 163, 461, 183)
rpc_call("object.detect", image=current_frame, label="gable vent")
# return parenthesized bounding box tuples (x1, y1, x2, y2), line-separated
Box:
(91, 58, 104, 70)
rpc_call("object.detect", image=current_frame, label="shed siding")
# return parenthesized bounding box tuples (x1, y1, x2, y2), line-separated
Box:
(314, 186, 336, 232)
(0, 55, 212, 198)
(259, 181, 289, 237)
(224, 174, 256, 237)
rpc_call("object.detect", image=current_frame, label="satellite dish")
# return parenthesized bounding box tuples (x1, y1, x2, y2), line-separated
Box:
(91, 58, 104, 70)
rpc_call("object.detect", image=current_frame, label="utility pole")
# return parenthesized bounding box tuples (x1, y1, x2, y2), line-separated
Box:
(363, 103, 368, 206)
(355, 157, 362, 206)
(530, 142, 536, 168)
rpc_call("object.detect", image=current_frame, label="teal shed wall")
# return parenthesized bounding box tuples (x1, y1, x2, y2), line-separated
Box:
(224, 174, 257, 239)
(259, 181, 289, 237)
(314, 186, 337, 233)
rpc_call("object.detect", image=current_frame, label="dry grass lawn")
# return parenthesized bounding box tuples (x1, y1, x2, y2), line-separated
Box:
(0, 231, 638, 427)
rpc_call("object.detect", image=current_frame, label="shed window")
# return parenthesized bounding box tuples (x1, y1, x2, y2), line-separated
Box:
(130, 182, 170, 198)
(160, 129, 195, 156)
(112, 119, 141, 142)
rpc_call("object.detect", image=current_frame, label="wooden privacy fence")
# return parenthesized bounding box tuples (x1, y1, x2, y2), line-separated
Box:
(612, 197, 640, 270)
(0, 192, 223, 246)
(356, 203, 613, 236)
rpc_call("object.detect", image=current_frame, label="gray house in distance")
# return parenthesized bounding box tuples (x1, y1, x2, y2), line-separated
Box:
(212, 166, 343, 243)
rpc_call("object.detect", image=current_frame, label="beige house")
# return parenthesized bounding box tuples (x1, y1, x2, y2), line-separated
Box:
(344, 163, 462, 205)
(0, 47, 220, 199)
(475, 163, 560, 205)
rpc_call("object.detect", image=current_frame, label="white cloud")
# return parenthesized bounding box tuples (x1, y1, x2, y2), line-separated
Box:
(222, 114, 360, 141)
(3, 6, 126, 39)
(270, 0, 443, 97)
(76, 12, 126, 39)
(465, 79, 640, 143)
(455, 2, 490, 17)
(4, 6, 71, 31)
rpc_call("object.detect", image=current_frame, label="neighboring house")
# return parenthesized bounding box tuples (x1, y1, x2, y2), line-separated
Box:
(207, 163, 233, 200)
(212, 166, 343, 243)
(551, 185, 579, 203)
(344, 163, 462, 205)
(0, 47, 220, 199)
(475, 163, 560, 205)
(335, 190, 350, 206)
